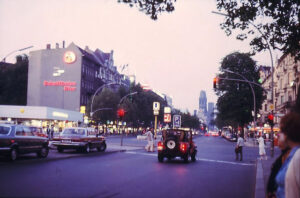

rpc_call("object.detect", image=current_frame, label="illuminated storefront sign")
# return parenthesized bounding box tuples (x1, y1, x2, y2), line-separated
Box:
(52, 111, 69, 118)
(43, 81, 76, 91)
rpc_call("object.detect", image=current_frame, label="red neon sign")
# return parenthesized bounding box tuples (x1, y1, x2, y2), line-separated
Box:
(43, 81, 76, 91)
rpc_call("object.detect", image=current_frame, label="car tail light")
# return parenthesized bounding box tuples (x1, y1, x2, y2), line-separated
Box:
(157, 141, 165, 151)
(180, 143, 187, 152)
(10, 140, 15, 144)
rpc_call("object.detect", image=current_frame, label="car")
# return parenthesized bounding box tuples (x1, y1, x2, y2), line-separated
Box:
(210, 131, 219, 137)
(29, 126, 48, 138)
(0, 124, 49, 161)
(204, 133, 210, 137)
(157, 129, 197, 163)
(52, 127, 106, 153)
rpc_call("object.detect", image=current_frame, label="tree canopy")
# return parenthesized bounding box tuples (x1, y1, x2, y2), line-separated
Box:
(216, 0, 300, 61)
(118, 0, 176, 20)
(215, 52, 265, 129)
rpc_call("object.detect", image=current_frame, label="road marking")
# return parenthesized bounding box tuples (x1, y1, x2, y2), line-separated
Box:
(125, 151, 254, 166)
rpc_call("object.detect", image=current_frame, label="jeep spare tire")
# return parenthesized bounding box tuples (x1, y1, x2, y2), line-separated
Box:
(166, 139, 176, 150)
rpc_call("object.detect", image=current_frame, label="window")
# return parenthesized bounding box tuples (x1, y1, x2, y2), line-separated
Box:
(281, 96, 284, 104)
(265, 104, 267, 111)
(0, 126, 10, 135)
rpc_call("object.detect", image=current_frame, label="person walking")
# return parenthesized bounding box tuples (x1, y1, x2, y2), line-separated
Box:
(145, 128, 154, 152)
(235, 134, 244, 161)
(276, 112, 300, 198)
(257, 134, 266, 160)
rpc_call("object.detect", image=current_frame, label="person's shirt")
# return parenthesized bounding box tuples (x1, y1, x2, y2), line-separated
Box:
(236, 137, 244, 147)
(276, 146, 300, 198)
(258, 137, 265, 147)
(145, 131, 153, 141)
(285, 148, 300, 198)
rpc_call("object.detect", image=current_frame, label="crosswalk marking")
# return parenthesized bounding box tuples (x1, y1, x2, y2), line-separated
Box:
(125, 151, 254, 166)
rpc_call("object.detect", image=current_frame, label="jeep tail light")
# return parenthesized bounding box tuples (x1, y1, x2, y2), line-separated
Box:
(10, 140, 15, 144)
(157, 141, 164, 151)
(180, 143, 187, 152)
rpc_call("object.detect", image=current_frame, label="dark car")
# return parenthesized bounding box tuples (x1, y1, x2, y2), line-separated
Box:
(0, 124, 49, 161)
(52, 127, 106, 153)
(157, 129, 197, 163)
(30, 126, 48, 138)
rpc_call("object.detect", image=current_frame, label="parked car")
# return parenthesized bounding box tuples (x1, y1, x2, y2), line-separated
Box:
(0, 124, 49, 161)
(29, 126, 48, 138)
(157, 129, 197, 163)
(52, 127, 106, 153)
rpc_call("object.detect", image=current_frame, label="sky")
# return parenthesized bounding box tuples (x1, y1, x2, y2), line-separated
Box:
(0, 0, 280, 113)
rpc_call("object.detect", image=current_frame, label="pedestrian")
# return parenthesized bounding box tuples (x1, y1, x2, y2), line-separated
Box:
(266, 131, 290, 198)
(46, 125, 50, 139)
(276, 112, 300, 198)
(257, 134, 266, 160)
(235, 134, 244, 161)
(145, 128, 154, 152)
(50, 125, 54, 140)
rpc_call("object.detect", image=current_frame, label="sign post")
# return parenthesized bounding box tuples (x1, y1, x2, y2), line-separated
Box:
(153, 102, 160, 138)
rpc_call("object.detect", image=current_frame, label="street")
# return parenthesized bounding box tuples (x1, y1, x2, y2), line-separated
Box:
(0, 136, 259, 198)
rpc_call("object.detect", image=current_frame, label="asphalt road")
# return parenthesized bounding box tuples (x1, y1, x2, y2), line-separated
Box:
(0, 136, 259, 198)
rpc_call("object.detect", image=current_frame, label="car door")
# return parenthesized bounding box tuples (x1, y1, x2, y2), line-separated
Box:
(15, 126, 29, 154)
(23, 126, 42, 152)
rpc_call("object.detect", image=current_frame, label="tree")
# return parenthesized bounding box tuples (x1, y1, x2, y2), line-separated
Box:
(0, 55, 28, 105)
(216, 0, 300, 61)
(215, 52, 265, 130)
(118, 0, 176, 20)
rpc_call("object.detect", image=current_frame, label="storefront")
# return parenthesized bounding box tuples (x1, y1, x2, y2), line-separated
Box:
(0, 105, 83, 132)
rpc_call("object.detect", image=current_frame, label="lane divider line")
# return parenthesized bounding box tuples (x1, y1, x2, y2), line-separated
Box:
(125, 151, 254, 166)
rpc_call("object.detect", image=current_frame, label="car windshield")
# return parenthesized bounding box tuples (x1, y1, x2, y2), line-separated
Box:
(0, 125, 11, 135)
(63, 128, 85, 135)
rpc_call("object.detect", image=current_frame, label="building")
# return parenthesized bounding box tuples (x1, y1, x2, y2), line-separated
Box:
(207, 102, 215, 130)
(199, 90, 207, 114)
(27, 42, 129, 112)
(258, 54, 300, 126)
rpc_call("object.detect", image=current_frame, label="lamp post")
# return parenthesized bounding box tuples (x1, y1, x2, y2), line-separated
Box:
(1, 46, 34, 62)
(117, 91, 138, 146)
(223, 69, 256, 135)
(212, 11, 275, 157)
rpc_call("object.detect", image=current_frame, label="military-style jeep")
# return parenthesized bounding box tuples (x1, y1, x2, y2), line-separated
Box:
(157, 129, 197, 163)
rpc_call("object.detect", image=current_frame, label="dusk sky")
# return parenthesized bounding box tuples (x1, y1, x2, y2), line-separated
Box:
(0, 0, 280, 112)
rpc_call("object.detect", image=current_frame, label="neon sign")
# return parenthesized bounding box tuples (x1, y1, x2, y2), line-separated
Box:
(43, 81, 76, 91)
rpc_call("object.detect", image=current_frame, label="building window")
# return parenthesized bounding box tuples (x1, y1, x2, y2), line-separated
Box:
(281, 96, 284, 104)
(265, 104, 267, 111)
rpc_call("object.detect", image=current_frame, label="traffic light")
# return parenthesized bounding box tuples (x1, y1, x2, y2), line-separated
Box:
(117, 109, 125, 119)
(267, 114, 274, 127)
(213, 77, 218, 89)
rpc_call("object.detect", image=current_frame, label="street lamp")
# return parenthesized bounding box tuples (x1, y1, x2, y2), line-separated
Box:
(118, 92, 138, 107)
(90, 82, 120, 117)
(1, 46, 34, 62)
(223, 69, 256, 133)
(212, 11, 275, 157)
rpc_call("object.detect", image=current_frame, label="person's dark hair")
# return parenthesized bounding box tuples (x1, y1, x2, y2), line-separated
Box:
(280, 112, 300, 143)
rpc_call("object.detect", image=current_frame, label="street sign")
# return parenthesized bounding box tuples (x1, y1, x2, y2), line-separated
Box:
(153, 102, 160, 111)
(164, 114, 171, 123)
(270, 104, 274, 110)
(164, 107, 171, 114)
(153, 110, 159, 115)
(173, 115, 181, 128)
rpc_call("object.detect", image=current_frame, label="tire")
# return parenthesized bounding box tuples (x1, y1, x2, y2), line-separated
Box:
(166, 138, 176, 150)
(183, 155, 189, 163)
(97, 143, 106, 152)
(158, 155, 164, 163)
(57, 147, 64, 153)
(9, 148, 18, 161)
(191, 152, 196, 162)
(85, 144, 91, 153)
(37, 146, 49, 158)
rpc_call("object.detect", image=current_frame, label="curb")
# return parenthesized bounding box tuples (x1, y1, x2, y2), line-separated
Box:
(255, 159, 265, 198)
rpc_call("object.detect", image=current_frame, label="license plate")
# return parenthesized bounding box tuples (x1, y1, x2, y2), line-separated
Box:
(62, 139, 71, 143)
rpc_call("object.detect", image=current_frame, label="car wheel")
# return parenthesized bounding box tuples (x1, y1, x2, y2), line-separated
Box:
(158, 155, 164, 163)
(57, 147, 64, 153)
(37, 147, 49, 158)
(97, 143, 106, 152)
(9, 148, 18, 161)
(183, 155, 189, 163)
(85, 144, 90, 153)
(166, 139, 176, 150)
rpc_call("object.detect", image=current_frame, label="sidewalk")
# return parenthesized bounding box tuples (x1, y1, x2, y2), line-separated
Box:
(255, 146, 281, 198)
(107, 143, 144, 152)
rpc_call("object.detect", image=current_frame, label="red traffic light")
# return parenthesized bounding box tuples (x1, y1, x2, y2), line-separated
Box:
(117, 109, 125, 118)
(268, 114, 274, 121)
